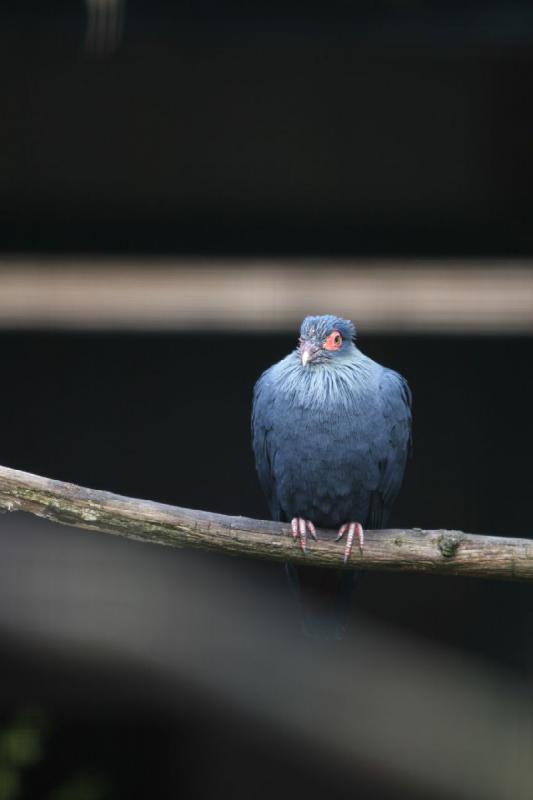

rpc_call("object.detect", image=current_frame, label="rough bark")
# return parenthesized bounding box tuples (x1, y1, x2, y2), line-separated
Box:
(0, 463, 531, 580)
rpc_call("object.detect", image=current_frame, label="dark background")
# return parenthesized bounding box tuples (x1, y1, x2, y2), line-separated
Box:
(2, 1, 533, 255)
(1, 2, 533, 799)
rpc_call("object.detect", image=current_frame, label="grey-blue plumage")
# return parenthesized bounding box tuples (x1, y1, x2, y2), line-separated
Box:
(252, 315, 412, 637)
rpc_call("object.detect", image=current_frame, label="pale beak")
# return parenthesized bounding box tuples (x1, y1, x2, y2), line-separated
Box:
(300, 341, 320, 366)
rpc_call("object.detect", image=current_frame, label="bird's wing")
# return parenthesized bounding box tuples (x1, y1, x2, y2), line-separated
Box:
(368, 368, 412, 528)
(251, 369, 282, 520)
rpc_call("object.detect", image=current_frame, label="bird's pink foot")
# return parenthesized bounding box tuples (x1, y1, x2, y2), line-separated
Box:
(290, 517, 317, 554)
(336, 522, 364, 564)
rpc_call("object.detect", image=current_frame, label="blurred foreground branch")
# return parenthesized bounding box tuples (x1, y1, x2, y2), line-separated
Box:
(0, 463, 531, 579)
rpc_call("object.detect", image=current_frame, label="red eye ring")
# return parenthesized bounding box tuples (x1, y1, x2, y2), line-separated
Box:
(324, 331, 343, 351)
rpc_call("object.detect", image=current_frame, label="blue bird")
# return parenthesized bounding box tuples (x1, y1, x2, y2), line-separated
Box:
(252, 314, 412, 638)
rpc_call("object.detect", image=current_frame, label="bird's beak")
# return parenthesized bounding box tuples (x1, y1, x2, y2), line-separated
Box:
(300, 341, 320, 366)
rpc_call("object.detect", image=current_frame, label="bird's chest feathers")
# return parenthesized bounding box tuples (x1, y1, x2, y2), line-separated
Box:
(272, 361, 378, 461)
(264, 357, 384, 524)
(275, 358, 373, 418)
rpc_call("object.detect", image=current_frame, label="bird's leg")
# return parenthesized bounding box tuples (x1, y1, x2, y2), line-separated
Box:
(336, 522, 364, 564)
(290, 517, 317, 554)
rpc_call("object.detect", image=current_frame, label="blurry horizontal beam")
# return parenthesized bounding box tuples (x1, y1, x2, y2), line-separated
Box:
(1, 258, 533, 333)
(1, 463, 532, 580)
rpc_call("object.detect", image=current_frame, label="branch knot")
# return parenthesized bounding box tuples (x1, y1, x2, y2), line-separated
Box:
(438, 532, 464, 558)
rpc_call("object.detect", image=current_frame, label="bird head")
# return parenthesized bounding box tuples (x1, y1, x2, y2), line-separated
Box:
(297, 315, 356, 367)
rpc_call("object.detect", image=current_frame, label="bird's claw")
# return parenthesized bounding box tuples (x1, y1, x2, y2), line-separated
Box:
(336, 522, 364, 564)
(290, 517, 317, 554)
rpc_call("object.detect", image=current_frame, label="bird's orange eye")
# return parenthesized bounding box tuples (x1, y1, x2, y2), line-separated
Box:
(324, 331, 343, 351)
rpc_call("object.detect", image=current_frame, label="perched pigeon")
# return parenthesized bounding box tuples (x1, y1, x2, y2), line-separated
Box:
(252, 314, 412, 637)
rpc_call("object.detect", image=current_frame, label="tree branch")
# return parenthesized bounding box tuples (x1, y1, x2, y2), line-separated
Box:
(0, 463, 530, 580)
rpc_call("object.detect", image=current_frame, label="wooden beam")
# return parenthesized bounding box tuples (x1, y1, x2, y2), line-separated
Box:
(0, 258, 532, 332)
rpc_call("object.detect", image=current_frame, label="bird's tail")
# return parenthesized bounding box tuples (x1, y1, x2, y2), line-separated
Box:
(285, 564, 359, 640)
